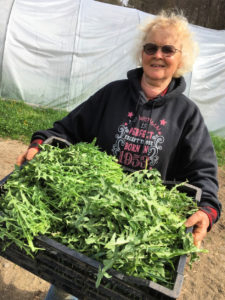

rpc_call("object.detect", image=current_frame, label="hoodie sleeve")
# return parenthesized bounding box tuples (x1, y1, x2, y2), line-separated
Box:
(176, 105, 222, 225)
(31, 85, 108, 144)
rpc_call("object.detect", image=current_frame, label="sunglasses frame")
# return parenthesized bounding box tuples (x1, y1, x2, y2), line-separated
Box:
(143, 43, 181, 57)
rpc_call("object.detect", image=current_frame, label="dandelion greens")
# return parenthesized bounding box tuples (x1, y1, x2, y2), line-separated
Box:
(0, 141, 205, 288)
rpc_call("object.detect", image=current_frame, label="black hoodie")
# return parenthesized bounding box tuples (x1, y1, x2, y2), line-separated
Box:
(32, 68, 221, 222)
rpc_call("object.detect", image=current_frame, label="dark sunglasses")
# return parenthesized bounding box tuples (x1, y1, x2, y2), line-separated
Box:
(143, 43, 181, 57)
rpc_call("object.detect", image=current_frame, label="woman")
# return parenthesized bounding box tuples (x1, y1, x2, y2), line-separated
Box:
(17, 11, 221, 300)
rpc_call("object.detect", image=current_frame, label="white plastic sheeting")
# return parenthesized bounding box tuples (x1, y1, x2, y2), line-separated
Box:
(189, 26, 225, 137)
(0, 0, 224, 136)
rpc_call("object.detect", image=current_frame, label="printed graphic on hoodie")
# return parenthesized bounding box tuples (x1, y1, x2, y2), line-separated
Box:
(112, 112, 166, 170)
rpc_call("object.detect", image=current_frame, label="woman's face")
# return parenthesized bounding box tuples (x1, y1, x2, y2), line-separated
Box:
(142, 27, 182, 86)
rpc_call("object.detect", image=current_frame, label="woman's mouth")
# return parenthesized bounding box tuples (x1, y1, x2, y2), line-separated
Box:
(150, 64, 165, 68)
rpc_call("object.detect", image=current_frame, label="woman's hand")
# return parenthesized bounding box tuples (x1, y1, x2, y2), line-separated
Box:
(17, 148, 39, 166)
(185, 210, 210, 248)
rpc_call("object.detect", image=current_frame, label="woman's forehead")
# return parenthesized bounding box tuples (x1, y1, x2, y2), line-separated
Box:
(146, 27, 180, 45)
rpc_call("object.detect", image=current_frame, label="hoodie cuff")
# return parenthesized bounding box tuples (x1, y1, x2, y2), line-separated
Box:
(199, 206, 218, 231)
(28, 139, 44, 151)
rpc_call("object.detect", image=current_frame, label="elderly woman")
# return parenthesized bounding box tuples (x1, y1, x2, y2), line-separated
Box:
(18, 11, 221, 300)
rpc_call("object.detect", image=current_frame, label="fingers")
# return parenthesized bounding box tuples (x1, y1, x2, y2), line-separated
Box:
(192, 225, 207, 248)
(26, 148, 39, 160)
(185, 210, 209, 228)
(185, 210, 210, 248)
(17, 152, 27, 166)
(16, 148, 39, 166)
(195, 240, 202, 249)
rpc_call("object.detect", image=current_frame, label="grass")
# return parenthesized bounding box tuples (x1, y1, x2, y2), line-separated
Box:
(0, 99, 67, 144)
(210, 134, 225, 168)
(0, 98, 224, 167)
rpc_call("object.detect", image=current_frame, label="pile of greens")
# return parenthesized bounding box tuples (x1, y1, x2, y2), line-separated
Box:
(0, 142, 204, 288)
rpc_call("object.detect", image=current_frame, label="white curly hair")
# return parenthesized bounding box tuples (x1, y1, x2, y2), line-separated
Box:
(136, 10, 199, 78)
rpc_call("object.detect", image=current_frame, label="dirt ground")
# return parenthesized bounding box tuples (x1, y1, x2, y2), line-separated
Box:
(0, 137, 224, 300)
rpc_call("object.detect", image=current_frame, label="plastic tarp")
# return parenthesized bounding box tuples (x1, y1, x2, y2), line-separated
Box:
(0, 0, 224, 136)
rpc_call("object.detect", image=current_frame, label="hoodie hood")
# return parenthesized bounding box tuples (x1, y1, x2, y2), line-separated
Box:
(127, 67, 186, 107)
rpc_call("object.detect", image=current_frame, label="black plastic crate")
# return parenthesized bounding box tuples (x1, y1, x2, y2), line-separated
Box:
(0, 137, 202, 299)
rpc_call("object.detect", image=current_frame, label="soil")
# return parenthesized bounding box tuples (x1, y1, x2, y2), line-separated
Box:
(0, 137, 224, 300)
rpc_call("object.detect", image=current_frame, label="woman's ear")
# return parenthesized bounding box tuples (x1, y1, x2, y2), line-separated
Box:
(176, 56, 183, 72)
(178, 60, 183, 69)
(174, 60, 184, 78)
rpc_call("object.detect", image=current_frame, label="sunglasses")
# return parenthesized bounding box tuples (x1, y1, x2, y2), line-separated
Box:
(143, 43, 181, 57)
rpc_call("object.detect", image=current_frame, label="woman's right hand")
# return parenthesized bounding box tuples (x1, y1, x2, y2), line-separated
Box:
(17, 148, 39, 166)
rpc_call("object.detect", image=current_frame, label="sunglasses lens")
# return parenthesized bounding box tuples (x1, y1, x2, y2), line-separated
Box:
(143, 43, 158, 55)
(143, 43, 178, 56)
(161, 45, 176, 56)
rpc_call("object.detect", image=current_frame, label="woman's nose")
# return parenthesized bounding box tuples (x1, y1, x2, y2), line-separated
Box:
(153, 48, 164, 58)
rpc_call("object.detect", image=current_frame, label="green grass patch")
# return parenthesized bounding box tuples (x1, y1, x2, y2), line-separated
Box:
(210, 134, 225, 168)
(0, 99, 67, 144)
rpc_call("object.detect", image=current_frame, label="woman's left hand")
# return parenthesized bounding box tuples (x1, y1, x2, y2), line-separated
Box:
(185, 210, 210, 248)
